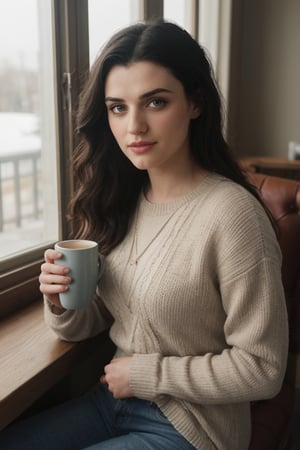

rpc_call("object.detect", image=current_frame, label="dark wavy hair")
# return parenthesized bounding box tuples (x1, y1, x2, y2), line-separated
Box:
(69, 20, 261, 254)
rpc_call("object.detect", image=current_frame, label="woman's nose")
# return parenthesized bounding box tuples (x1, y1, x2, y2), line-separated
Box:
(128, 110, 148, 135)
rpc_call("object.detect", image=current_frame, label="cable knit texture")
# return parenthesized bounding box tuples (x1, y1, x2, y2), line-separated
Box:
(44, 173, 288, 450)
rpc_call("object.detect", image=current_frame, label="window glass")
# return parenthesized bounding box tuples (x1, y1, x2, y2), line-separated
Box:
(88, 0, 141, 66)
(164, 0, 186, 27)
(164, 0, 195, 34)
(0, 0, 59, 260)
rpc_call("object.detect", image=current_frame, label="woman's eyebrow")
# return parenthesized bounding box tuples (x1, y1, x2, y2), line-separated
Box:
(105, 88, 173, 103)
(140, 88, 173, 99)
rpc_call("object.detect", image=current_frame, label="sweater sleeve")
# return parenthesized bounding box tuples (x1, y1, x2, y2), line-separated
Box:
(129, 191, 289, 405)
(44, 287, 113, 342)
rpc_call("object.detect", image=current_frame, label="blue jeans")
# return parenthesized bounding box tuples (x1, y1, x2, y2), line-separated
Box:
(0, 385, 196, 449)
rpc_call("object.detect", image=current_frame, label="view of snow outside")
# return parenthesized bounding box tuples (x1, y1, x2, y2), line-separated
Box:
(0, 0, 50, 259)
(0, 112, 40, 228)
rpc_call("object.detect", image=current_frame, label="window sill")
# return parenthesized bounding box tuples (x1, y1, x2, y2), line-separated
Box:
(0, 300, 107, 430)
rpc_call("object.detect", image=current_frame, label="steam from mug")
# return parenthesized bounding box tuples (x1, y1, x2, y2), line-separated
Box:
(54, 239, 104, 310)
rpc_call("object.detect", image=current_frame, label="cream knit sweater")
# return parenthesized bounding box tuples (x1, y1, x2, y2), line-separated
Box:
(45, 173, 288, 450)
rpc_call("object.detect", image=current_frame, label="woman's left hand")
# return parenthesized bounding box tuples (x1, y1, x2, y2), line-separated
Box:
(100, 357, 133, 399)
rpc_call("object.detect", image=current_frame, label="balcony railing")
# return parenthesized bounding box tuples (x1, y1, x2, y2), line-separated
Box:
(0, 150, 41, 232)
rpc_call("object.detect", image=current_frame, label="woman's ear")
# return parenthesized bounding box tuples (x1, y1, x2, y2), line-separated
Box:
(190, 103, 201, 119)
(190, 88, 203, 119)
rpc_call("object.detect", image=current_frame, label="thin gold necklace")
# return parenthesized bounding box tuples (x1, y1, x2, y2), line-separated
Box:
(129, 200, 187, 265)
(129, 173, 208, 265)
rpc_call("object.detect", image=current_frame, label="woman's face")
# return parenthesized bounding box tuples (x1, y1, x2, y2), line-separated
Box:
(105, 61, 199, 173)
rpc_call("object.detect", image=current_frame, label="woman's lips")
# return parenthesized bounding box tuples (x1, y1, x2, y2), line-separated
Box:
(128, 141, 156, 154)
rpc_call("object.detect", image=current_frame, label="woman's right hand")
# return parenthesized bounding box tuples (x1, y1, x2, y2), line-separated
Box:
(39, 249, 72, 307)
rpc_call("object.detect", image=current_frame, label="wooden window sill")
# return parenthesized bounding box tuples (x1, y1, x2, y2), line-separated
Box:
(0, 300, 106, 430)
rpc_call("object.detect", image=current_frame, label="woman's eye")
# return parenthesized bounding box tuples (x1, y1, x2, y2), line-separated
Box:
(148, 98, 166, 108)
(110, 104, 126, 114)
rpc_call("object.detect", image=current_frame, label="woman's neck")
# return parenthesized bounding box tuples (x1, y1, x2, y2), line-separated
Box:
(146, 165, 208, 204)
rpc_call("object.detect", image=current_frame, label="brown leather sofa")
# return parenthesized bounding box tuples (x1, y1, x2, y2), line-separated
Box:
(246, 172, 300, 449)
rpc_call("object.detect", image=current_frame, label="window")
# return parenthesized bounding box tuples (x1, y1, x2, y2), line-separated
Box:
(0, 0, 61, 315)
(0, 0, 59, 262)
(88, 0, 141, 66)
(163, 0, 197, 37)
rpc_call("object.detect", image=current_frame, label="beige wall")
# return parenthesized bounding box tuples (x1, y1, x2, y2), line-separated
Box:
(227, 0, 300, 158)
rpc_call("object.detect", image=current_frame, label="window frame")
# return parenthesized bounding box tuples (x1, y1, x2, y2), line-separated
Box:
(0, 0, 90, 316)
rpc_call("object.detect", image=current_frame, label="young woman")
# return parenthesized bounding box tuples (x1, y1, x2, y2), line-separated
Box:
(1, 20, 288, 450)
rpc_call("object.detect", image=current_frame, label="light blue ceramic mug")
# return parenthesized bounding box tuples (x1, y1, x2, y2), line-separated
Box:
(54, 239, 104, 310)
